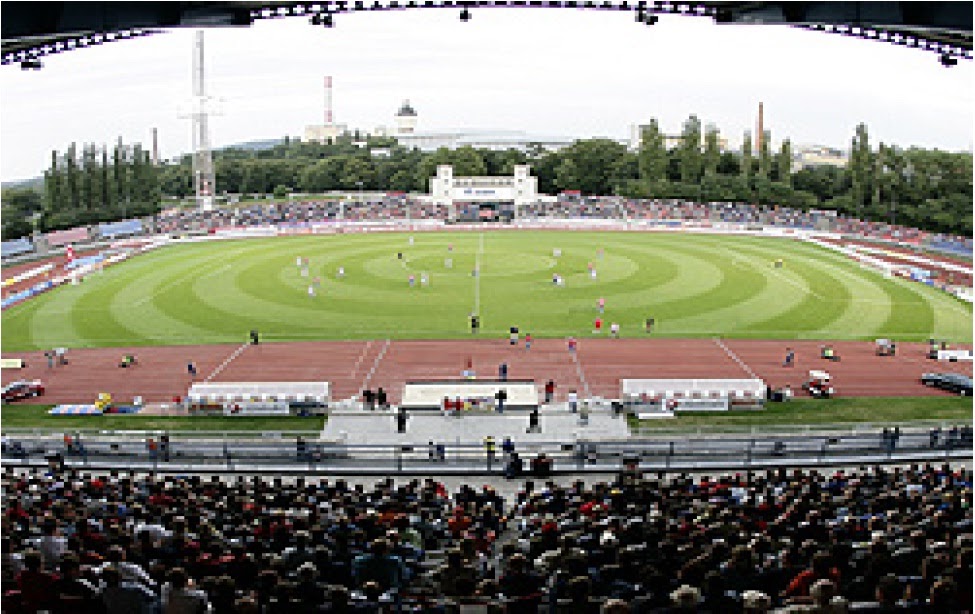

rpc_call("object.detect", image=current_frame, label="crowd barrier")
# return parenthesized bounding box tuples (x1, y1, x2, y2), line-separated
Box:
(0, 280, 56, 309)
(3, 426, 971, 474)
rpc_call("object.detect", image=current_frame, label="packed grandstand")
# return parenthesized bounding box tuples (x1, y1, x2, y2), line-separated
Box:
(3, 197, 972, 262)
(2, 463, 972, 613)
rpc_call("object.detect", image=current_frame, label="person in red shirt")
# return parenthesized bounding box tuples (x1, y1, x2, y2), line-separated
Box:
(782, 551, 841, 603)
(447, 507, 471, 537)
(594, 318, 603, 334)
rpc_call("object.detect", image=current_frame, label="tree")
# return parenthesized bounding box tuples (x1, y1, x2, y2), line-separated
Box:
(339, 157, 374, 190)
(609, 153, 639, 195)
(775, 139, 793, 187)
(388, 169, 416, 193)
(849, 122, 873, 218)
(554, 157, 579, 192)
(703, 124, 721, 179)
(757, 130, 772, 180)
(678, 115, 703, 185)
(637, 119, 668, 184)
(560, 139, 629, 195)
(448, 147, 488, 177)
(273, 185, 289, 200)
(741, 132, 753, 181)
(2, 187, 41, 240)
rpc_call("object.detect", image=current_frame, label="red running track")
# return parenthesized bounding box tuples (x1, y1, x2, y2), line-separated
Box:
(2, 339, 971, 406)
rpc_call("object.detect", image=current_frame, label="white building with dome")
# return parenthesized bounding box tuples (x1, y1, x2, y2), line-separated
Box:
(374, 100, 578, 153)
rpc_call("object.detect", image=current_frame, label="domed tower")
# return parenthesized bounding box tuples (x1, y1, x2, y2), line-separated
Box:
(395, 99, 418, 135)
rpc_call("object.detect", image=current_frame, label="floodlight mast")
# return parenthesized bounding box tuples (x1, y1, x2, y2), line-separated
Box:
(191, 30, 216, 211)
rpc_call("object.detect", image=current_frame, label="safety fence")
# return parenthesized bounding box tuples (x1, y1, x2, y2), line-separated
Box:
(3, 427, 970, 475)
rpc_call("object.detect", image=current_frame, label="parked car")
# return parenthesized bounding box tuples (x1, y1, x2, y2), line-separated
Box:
(1, 379, 45, 402)
(920, 373, 973, 396)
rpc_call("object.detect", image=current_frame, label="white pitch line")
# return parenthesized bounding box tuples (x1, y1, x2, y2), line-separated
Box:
(202, 264, 231, 278)
(204, 342, 251, 383)
(474, 233, 483, 315)
(349, 340, 374, 379)
(132, 248, 246, 308)
(133, 261, 223, 307)
(359, 339, 391, 392)
(729, 250, 824, 300)
(570, 351, 592, 399)
(713, 337, 759, 379)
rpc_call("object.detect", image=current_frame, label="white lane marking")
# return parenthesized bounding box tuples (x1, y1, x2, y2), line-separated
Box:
(204, 342, 251, 383)
(713, 337, 759, 379)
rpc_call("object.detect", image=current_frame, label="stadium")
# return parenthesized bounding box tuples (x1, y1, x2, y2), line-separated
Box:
(1, 3, 973, 613)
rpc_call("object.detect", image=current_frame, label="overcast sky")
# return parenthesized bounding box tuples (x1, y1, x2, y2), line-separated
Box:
(1, 9, 973, 182)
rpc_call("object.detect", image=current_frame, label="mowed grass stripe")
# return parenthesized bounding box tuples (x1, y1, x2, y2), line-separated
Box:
(930, 291, 974, 342)
(107, 243, 256, 345)
(2, 232, 971, 349)
(650, 243, 766, 332)
(70, 247, 213, 346)
(725, 240, 869, 338)
(664, 257, 808, 336)
(158, 241, 329, 340)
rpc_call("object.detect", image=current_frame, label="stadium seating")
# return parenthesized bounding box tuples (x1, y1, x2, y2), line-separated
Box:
(2, 463, 970, 612)
(44, 226, 90, 247)
(1, 237, 34, 260)
(97, 219, 144, 239)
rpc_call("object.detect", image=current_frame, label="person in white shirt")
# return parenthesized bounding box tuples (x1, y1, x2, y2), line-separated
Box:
(36, 518, 67, 567)
(92, 545, 156, 592)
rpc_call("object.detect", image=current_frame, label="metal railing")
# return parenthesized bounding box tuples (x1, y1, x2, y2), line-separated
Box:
(4, 428, 971, 475)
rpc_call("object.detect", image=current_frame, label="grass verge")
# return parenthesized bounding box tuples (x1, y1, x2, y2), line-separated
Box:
(0, 405, 324, 433)
(628, 396, 973, 430)
(3, 397, 970, 434)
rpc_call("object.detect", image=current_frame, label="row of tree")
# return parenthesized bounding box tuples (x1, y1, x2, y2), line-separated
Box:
(4, 119, 971, 241)
(2, 140, 162, 241)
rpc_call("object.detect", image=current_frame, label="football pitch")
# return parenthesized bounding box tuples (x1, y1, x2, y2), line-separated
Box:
(2, 231, 971, 351)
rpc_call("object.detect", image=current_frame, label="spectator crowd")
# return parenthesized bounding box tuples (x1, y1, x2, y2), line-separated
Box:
(147, 196, 972, 255)
(3, 462, 971, 612)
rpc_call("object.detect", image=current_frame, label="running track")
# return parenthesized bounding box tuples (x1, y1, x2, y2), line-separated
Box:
(2, 339, 971, 405)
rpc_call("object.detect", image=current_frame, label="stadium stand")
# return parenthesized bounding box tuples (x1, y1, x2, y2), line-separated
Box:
(145, 199, 971, 257)
(44, 226, 90, 247)
(1, 237, 34, 260)
(97, 219, 144, 239)
(1, 463, 970, 612)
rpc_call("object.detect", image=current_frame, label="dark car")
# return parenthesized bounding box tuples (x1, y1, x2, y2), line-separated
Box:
(2, 380, 45, 402)
(921, 373, 973, 396)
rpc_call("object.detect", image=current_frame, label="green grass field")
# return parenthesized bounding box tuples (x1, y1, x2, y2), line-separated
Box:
(2, 397, 970, 432)
(2, 231, 971, 351)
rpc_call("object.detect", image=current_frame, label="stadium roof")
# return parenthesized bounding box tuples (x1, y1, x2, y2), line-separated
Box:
(2, 1, 972, 67)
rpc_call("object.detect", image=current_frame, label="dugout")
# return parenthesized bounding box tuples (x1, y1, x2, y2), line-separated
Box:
(400, 379, 539, 411)
(621, 378, 766, 413)
(187, 381, 330, 416)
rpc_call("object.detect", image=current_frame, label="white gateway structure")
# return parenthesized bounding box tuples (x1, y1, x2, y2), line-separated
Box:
(429, 164, 544, 220)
